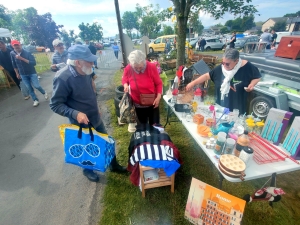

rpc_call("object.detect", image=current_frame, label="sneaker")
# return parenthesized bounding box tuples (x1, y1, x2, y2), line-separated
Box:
(44, 92, 48, 100)
(38, 75, 41, 79)
(83, 169, 99, 182)
(33, 100, 39, 107)
(24, 96, 30, 100)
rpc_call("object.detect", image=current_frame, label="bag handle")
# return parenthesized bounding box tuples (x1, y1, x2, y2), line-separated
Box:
(78, 122, 94, 141)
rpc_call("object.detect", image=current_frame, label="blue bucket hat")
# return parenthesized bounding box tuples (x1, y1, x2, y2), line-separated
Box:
(68, 45, 97, 62)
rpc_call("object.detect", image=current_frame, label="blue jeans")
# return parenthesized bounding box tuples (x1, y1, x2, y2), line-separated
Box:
(21, 74, 45, 101)
(20, 81, 29, 97)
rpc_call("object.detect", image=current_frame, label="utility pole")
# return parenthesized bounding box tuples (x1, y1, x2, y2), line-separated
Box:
(114, 0, 127, 67)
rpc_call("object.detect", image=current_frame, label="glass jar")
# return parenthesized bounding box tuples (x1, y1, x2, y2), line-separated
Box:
(255, 121, 265, 135)
(239, 146, 253, 164)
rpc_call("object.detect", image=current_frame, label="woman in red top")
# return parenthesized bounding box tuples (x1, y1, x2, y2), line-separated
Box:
(122, 50, 163, 125)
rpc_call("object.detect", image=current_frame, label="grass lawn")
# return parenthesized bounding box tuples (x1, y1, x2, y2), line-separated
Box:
(33, 52, 52, 74)
(100, 70, 300, 225)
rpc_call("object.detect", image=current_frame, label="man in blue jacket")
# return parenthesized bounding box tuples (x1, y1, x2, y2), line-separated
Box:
(10, 40, 48, 107)
(50, 45, 126, 182)
(0, 40, 29, 99)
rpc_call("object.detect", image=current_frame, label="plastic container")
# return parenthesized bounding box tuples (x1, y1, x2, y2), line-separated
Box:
(193, 114, 204, 124)
(193, 88, 202, 103)
(233, 109, 239, 122)
(255, 121, 265, 135)
(234, 130, 250, 157)
(214, 132, 226, 155)
(246, 122, 255, 132)
(186, 114, 192, 122)
(239, 146, 253, 164)
(223, 138, 236, 154)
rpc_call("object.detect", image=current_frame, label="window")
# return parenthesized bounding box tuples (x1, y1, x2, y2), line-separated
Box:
(154, 38, 161, 44)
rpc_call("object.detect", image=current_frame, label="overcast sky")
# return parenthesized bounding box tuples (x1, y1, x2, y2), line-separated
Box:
(3, 0, 299, 37)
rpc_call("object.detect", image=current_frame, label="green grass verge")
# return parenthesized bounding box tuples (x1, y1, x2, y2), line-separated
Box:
(33, 52, 52, 74)
(100, 70, 300, 225)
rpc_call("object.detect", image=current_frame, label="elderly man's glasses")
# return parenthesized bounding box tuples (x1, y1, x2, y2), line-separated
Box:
(56, 44, 63, 47)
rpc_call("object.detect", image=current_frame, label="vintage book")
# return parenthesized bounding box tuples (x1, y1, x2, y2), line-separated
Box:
(185, 178, 246, 225)
(143, 169, 159, 182)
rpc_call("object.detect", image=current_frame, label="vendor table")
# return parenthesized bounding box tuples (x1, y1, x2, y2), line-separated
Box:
(163, 95, 300, 189)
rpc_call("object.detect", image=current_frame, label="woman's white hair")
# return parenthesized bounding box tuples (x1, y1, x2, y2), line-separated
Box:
(127, 50, 146, 66)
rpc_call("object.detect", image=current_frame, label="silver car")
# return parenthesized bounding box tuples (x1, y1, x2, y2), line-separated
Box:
(204, 38, 225, 51)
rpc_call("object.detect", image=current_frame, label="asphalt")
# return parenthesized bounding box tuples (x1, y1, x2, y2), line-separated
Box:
(0, 50, 123, 225)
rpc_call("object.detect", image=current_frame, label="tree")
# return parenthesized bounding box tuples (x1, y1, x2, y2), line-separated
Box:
(78, 22, 103, 42)
(166, 0, 258, 66)
(122, 11, 139, 39)
(163, 25, 174, 35)
(11, 7, 62, 48)
(220, 26, 229, 34)
(27, 12, 62, 48)
(135, 4, 161, 38)
(283, 11, 300, 17)
(242, 15, 255, 31)
(0, 4, 12, 29)
(188, 12, 204, 35)
(60, 29, 76, 48)
(271, 20, 287, 32)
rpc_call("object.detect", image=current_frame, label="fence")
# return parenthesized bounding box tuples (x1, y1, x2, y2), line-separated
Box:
(97, 49, 119, 68)
(33, 52, 53, 74)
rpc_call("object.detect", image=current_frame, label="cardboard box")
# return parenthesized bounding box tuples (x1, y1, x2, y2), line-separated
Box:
(185, 178, 246, 225)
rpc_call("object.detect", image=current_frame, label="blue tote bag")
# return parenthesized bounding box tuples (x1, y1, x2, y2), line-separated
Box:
(59, 123, 115, 172)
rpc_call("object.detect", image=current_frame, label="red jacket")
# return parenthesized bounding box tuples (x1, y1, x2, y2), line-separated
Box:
(122, 61, 163, 105)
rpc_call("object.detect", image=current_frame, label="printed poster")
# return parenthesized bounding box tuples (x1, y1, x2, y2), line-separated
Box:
(185, 178, 246, 225)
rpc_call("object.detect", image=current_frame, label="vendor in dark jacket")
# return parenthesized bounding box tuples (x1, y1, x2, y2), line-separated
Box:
(50, 44, 126, 182)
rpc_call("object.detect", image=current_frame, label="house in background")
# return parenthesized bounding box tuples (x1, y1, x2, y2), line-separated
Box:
(261, 17, 287, 32)
(286, 17, 300, 33)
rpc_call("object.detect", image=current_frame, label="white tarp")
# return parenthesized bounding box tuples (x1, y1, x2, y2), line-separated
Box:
(0, 28, 11, 38)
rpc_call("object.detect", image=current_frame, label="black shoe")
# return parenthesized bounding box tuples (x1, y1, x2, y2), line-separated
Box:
(95, 66, 98, 69)
(109, 164, 127, 173)
(83, 169, 99, 182)
(110, 156, 127, 173)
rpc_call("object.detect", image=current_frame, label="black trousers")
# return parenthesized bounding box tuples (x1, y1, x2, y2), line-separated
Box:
(135, 106, 160, 125)
(7, 70, 21, 90)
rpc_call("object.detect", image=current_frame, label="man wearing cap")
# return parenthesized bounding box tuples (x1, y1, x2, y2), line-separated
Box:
(0, 40, 30, 99)
(50, 45, 126, 182)
(51, 39, 68, 72)
(10, 40, 48, 107)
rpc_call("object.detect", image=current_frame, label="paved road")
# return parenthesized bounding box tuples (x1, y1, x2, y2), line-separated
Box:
(0, 50, 122, 225)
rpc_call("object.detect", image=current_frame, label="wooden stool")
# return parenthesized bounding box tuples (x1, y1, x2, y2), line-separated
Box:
(0, 67, 15, 88)
(139, 163, 175, 198)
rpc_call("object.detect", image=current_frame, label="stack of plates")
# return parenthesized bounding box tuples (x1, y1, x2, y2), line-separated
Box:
(218, 154, 246, 179)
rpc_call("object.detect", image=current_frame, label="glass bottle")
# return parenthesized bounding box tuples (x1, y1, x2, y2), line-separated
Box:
(234, 130, 250, 157)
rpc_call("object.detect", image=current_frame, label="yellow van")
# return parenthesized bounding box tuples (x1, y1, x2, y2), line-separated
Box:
(148, 35, 176, 53)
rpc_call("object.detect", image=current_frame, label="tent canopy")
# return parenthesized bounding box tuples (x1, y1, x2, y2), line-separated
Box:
(0, 28, 11, 38)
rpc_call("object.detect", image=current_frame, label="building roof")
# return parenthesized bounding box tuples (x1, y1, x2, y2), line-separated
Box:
(263, 17, 287, 24)
(286, 17, 300, 23)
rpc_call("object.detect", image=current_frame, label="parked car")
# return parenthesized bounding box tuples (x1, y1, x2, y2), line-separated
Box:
(226, 35, 259, 49)
(148, 35, 176, 53)
(189, 39, 199, 49)
(103, 40, 111, 47)
(204, 38, 225, 51)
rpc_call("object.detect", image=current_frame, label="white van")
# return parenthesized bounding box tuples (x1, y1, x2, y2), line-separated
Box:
(275, 32, 292, 44)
